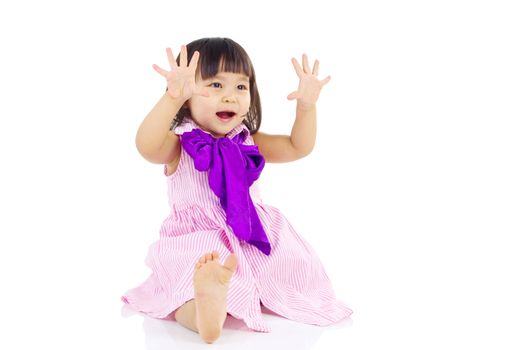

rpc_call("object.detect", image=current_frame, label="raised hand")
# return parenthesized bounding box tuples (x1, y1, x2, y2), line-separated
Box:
(287, 54, 331, 108)
(152, 46, 209, 100)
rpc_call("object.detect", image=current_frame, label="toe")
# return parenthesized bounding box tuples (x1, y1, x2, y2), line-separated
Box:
(223, 254, 238, 272)
(205, 252, 213, 262)
(212, 251, 220, 260)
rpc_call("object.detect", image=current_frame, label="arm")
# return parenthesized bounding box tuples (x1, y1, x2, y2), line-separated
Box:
(135, 92, 184, 164)
(253, 54, 330, 163)
(253, 104, 316, 163)
(136, 46, 208, 165)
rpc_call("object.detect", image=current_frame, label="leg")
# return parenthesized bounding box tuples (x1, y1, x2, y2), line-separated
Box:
(174, 299, 198, 333)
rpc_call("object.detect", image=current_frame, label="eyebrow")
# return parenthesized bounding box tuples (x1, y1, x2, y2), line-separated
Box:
(212, 73, 250, 82)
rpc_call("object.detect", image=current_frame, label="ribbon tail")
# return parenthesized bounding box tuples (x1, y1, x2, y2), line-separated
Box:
(247, 201, 271, 255)
(209, 142, 226, 202)
(221, 140, 251, 241)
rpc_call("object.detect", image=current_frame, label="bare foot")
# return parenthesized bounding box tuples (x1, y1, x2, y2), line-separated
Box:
(193, 250, 238, 343)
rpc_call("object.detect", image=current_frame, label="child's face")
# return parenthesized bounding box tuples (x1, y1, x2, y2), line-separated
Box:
(187, 71, 251, 138)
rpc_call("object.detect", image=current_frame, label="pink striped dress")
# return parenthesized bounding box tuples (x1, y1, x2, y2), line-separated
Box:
(122, 119, 353, 332)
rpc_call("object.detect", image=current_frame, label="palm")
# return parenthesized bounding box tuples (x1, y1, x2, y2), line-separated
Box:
(166, 64, 197, 99)
(152, 46, 208, 100)
(287, 54, 331, 107)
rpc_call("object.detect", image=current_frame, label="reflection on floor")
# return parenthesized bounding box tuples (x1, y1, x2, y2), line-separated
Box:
(121, 303, 353, 349)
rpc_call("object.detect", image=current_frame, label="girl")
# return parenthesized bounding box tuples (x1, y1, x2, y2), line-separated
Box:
(122, 37, 352, 344)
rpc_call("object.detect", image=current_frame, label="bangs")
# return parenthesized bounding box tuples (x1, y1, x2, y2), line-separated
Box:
(194, 38, 253, 80)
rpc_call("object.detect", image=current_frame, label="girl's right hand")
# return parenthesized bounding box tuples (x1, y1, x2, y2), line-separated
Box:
(152, 46, 209, 100)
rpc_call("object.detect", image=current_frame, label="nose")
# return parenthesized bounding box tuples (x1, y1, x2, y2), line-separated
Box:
(222, 91, 236, 103)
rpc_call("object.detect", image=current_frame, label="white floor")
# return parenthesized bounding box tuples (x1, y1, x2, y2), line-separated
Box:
(120, 304, 353, 349)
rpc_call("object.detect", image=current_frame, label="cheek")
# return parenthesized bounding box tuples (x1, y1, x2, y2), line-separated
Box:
(241, 94, 251, 108)
(188, 97, 209, 113)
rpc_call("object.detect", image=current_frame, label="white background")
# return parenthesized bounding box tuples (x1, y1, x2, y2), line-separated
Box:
(0, 0, 527, 349)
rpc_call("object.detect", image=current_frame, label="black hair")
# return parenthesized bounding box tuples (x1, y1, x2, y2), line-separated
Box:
(168, 37, 262, 134)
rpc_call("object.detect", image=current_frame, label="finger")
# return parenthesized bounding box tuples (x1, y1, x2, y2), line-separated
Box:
(180, 45, 188, 66)
(291, 58, 303, 78)
(166, 48, 177, 70)
(189, 51, 200, 70)
(302, 54, 311, 74)
(312, 60, 319, 76)
(287, 91, 300, 100)
(152, 64, 168, 77)
(321, 75, 331, 85)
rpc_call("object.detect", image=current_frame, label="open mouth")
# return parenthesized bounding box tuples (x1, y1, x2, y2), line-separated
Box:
(216, 111, 236, 120)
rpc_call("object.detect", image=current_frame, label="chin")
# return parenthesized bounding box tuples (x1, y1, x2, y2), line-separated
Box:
(210, 128, 230, 138)
(209, 119, 244, 137)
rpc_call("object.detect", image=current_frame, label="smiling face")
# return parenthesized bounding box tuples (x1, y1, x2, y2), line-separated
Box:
(173, 38, 262, 134)
(187, 71, 251, 138)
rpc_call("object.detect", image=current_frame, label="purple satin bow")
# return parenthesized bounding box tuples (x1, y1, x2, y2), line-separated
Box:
(181, 128, 271, 255)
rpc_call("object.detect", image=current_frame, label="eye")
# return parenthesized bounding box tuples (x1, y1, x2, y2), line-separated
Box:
(210, 82, 222, 88)
(237, 84, 248, 90)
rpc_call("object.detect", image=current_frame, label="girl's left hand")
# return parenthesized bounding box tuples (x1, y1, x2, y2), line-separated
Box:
(287, 54, 331, 108)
